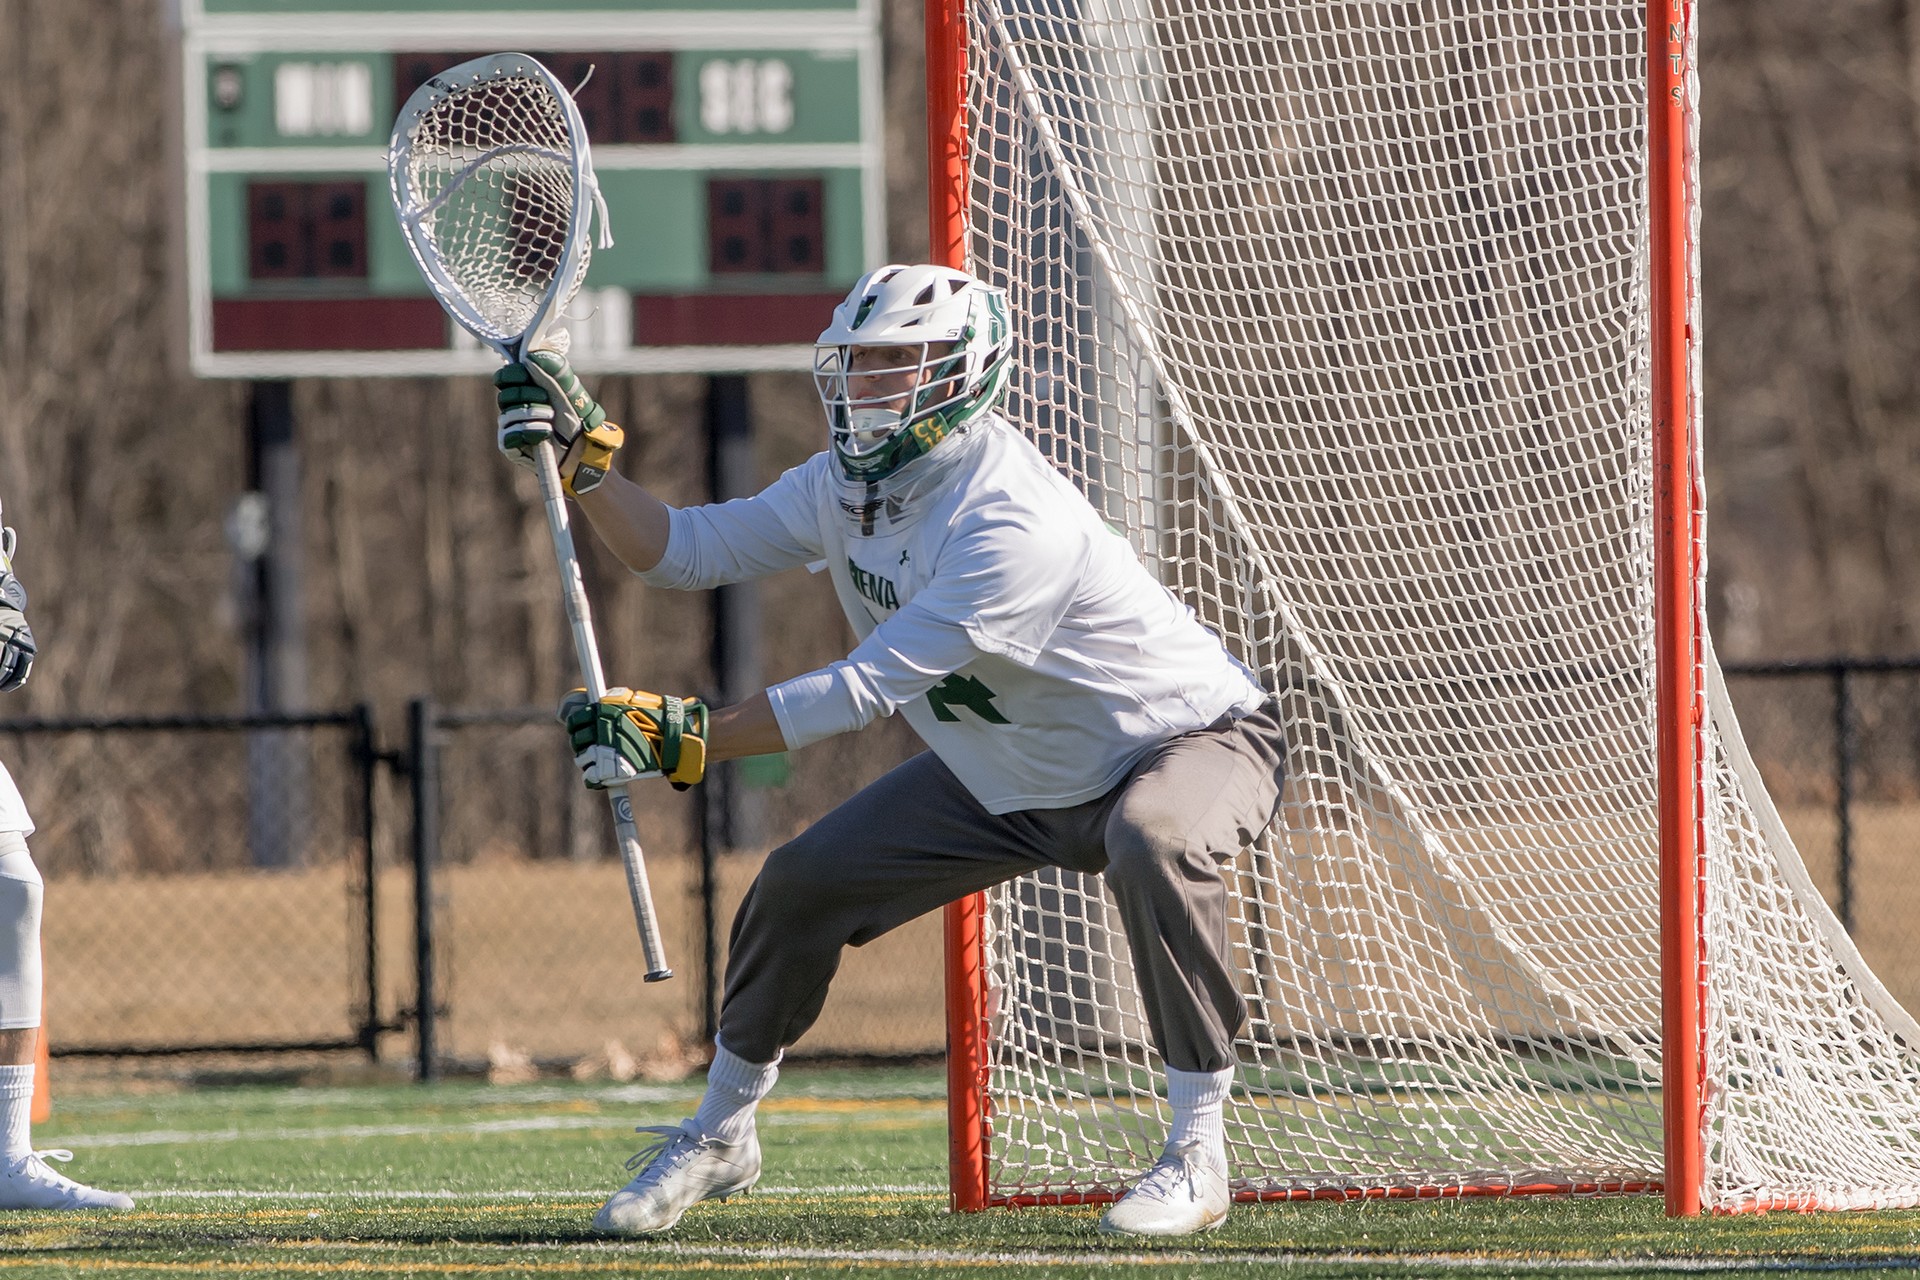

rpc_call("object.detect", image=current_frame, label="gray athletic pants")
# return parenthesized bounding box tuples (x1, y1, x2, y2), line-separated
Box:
(718, 702, 1286, 1074)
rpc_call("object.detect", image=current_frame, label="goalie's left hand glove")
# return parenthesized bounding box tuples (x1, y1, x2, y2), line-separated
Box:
(495, 347, 625, 496)
(0, 524, 34, 694)
(558, 688, 708, 790)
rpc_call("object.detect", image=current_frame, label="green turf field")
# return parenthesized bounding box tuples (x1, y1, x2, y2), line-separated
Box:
(3, 1066, 1919, 1278)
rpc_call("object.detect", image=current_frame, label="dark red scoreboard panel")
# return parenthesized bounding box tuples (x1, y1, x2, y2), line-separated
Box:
(219, 176, 445, 352)
(215, 50, 846, 355)
(214, 297, 449, 352)
(248, 181, 367, 279)
(709, 178, 826, 275)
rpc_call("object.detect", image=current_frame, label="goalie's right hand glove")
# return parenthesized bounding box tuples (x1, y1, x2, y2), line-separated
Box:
(495, 348, 626, 496)
(558, 687, 709, 790)
(0, 524, 34, 694)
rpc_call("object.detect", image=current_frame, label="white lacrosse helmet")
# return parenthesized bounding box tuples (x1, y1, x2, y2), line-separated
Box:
(814, 264, 1012, 485)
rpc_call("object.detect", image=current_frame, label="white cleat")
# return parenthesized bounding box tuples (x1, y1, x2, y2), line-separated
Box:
(0, 1150, 134, 1211)
(592, 1120, 760, 1237)
(1097, 1139, 1230, 1237)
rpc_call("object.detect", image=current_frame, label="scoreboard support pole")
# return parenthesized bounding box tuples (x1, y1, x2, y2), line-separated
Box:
(698, 371, 760, 1044)
(243, 379, 311, 870)
(706, 372, 761, 851)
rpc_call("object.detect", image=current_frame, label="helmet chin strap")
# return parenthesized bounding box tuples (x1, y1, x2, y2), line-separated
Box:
(842, 407, 899, 537)
(847, 406, 905, 450)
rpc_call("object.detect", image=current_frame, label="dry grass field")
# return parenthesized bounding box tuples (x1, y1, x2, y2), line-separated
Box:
(41, 851, 946, 1068)
(420, 855, 946, 1065)
(1772, 801, 1920, 1004)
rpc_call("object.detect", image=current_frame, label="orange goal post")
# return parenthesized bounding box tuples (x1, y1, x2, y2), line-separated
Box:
(932, 0, 1920, 1217)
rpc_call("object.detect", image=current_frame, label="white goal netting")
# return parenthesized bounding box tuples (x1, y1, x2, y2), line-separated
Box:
(964, 0, 1920, 1210)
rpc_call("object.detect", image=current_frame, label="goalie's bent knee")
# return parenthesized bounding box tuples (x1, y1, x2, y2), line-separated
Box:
(748, 837, 843, 915)
(0, 833, 41, 1031)
(1103, 796, 1192, 886)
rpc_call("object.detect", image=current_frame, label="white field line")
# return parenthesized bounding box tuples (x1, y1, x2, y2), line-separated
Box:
(60, 1106, 942, 1150)
(575, 1242, 1906, 1273)
(129, 1184, 939, 1200)
(60, 1114, 612, 1148)
(47, 1088, 695, 1118)
(52, 1080, 945, 1117)
(49, 1085, 700, 1117)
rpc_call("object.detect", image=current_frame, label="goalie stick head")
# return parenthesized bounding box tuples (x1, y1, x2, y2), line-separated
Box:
(388, 53, 612, 362)
(813, 264, 1012, 486)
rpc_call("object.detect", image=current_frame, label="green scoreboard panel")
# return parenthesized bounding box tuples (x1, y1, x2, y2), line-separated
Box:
(177, 0, 881, 376)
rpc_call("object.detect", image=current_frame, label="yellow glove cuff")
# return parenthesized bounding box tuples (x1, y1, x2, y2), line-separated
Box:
(668, 731, 707, 787)
(565, 420, 626, 496)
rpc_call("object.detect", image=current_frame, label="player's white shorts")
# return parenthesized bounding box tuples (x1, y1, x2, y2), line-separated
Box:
(0, 763, 29, 839)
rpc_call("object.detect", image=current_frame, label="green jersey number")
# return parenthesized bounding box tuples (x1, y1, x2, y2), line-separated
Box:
(926, 673, 1009, 725)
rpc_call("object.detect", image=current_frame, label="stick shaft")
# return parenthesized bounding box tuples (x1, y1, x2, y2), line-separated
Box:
(533, 441, 673, 982)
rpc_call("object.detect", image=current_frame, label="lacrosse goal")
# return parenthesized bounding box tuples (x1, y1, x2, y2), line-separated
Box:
(932, 0, 1920, 1216)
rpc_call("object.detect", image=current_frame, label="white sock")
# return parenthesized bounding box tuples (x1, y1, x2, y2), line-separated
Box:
(1165, 1065, 1234, 1172)
(692, 1041, 780, 1144)
(0, 1063, 33, 1162)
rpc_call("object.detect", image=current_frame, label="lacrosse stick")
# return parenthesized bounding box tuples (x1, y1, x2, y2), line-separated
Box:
(389, 53, 671, 982)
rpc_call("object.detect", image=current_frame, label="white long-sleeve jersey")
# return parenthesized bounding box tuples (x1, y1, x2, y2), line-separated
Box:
(640, 417, 1266, 814)
(0, 764, 30, 837)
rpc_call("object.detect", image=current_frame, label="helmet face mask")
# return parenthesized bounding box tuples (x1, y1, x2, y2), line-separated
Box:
(818, 340, 968, 476)
(815, 265, 1011, 486)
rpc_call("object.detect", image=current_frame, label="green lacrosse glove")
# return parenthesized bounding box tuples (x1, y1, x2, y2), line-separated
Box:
(558, 687, 709, 790)
(0, 522, 34, 694)
(495, 349, 625, 496)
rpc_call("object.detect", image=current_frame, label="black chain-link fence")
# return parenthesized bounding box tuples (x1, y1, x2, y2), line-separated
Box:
(1723, 660, 1920, 1013)
(0, 710, 395, 1058)
(0, 698, 941, 1078)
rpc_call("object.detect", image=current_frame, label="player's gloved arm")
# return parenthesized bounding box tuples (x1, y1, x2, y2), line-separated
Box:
(558, 687, 709, 790)
(495, 348, 626, 496)
(0, 522, 34, 694)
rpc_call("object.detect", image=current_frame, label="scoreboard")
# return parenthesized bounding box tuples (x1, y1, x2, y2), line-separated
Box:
(176, 0, 883, 377)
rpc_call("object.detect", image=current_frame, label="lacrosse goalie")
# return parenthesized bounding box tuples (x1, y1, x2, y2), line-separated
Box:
(497, 265, 1283, 1238)
(0, 503, 131, 1211)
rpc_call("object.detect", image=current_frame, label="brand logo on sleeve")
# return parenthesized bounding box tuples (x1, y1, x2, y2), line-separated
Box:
(847, 557, 899, 613)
